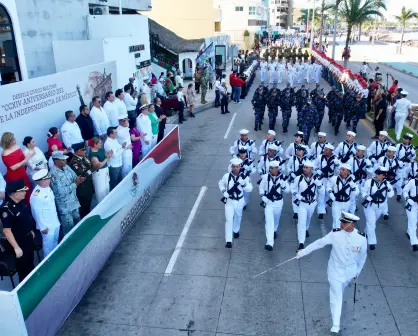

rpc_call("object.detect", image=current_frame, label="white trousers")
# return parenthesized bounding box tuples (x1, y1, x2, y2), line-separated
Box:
(243, 191, 251, 206)
(364, 203, 387, 245)
(42, 225, 60, 257)
(329, 279, 351, 328)
(269, 70, 275, 84)
(395, 113, 407, 141)
(260, 70, 266, 83)
(297, 201, 317, 244)
(332, 201, 351, 229)
(93, 167, 110, 203)
(224, 198, 245, 242)
(122, 149, 133, 178)
(406, 203, 418, 245)
(292, 194, 298, 214)
(141, 138, 152, 157)
(277, 71, 283, 83)
(264, 200, 284, 246)
(315, 72, 321, 84)
(297, 72, 303, 84)
(317, 179, 329, 214)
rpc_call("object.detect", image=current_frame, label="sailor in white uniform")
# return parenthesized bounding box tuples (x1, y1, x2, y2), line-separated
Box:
(309, 132, 329, 160)
(260, 59, 268, 83)
(219, 158, 253, 248)
(116, 114, 133, 178)
(396, 133, 416, 179)
(229, 129, 257, 159)
(296, 212, 367, 334)
(403, 175, 418, 251)
(334, 131, 357, 164)
(287, 145, 308, 218)
(367, 131, 390, 165)
(259, 160, 289, 250)
(376, 146, 404, 202)
(257, 144, 283, 176)
(259, 130, 284, 157)
(285, 131, 304, 158)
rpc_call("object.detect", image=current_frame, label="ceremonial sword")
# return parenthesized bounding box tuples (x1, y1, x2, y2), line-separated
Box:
(252, 256, 297, 278)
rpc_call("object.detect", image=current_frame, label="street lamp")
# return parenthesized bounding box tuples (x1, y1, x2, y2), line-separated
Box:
(309, 0, 316, 52)
(331, 0, 341, 60)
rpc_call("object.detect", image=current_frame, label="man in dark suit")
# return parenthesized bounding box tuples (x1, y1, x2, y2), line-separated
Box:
(75, 105, 94, 142)
(154, 97, 166, 143)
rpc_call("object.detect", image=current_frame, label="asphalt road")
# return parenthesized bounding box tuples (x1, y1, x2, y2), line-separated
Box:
(59, 71, 418, 336)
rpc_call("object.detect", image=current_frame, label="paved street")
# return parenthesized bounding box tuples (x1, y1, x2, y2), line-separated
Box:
(59, 72, 418, 336)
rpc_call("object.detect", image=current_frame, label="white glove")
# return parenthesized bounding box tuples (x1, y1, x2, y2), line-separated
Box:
(366, 195, 372, 202)
(290, 172, 296, 179)
(296, 250, 304, 258)
(329, 193, 336, 201)
(295, 193, 302, 201)
(349, 181, 356, 188)
(407, 198, 414, 206)
(262, 196, 269, 203)
(280, 180, 287, 188)
(314, 179, 322, 187)
(245, 165, 252, 172)
(315, 169, 322, 176)
(223, 191, 229, 198)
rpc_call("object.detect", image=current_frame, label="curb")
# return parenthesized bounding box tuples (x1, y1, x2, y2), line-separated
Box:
(166, 99, 216, 124)
(364, 114, 397, 144)
(378, 62, 418, 79)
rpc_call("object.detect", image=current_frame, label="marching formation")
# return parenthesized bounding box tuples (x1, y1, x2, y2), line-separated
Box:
(219, 129, 418, 253)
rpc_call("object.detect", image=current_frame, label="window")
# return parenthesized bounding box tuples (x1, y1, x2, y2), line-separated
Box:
(235, 6, 243, 12)
(249, 6, 256, 15)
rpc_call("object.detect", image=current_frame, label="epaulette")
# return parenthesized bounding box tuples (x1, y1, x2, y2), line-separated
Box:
(357, 231, 366, 237)
(332, 228, 341, 232)
(33, 189, 40, 197)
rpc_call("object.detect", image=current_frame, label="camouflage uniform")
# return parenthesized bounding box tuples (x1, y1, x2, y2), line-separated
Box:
(300, 102, 319, 145)
(313, 92, 328, 133)
(326, 88, 337, 125)
(279, 87, 294, 133)
(200, 69, 208, 104)
(295, 87, 309, 127)
(347, 96, 363, 133)
(267, 88, 280, 130)
(252, 90, 266, 131)
(334, 93, 344, 135)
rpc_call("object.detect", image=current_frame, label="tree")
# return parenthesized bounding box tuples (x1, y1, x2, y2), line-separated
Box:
(336, 0, 386, 65)
(394, 6, 418, 54)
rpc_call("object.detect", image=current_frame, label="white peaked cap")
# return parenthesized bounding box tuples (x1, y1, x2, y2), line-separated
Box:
(387, 146, 396, 152)
(303, 161, 315, 168)
(268, 144, 279, 151)
(379, 131, 388, 136)
(401, 90, 409, 95)
(230, 158, 243, 165)
(325, 143, 334, 150)
(269, 160, 280, 168)
(357, 145, 366, 151)
(339, 163, 351, 171)
(239, 129, 249, 135)
(318, 132, 327, 137)
(341, 211, 360, 222)
(347, 131, 356, 137)
(267, 130, 276, 136)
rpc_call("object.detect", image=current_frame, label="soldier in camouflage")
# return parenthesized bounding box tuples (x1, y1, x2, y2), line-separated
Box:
(313, 89, 328, 133)
(279, 85, 294, 134)
(326, 86, 337, 125)
(300, 98, 319, 145)
(252, 87, 266, 131)
(267, 87, 280, 130)
(334, 90, 345, 136)
(295, 85, 309, 128)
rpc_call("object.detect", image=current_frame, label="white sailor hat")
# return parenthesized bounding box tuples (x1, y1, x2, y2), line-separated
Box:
(269, 160, 280, 168)
(303, 161, 315, 168)
(357, 145, 366, 151)
(339, 163, 351, 171)
(387, 146, 397, 152)
(374, 166, 388, 174)
(325, 143, 334, 150)
(268, 144, 279, 151)
(294, 131, 304, 137)
(401, 90, 409, 95)
(239, 129, 249, 135)
(404, 133, 413, 140)
(318, 132, 327, 137)
(230, 158, 243, 166)
(341, 211, 360, 223)
(267, 130, 276, 136)
(32, 169, 51, 181)
(347, 131, 356, 137)
(379, 131, 388, 137)
(118, 114, 128, 120)
(52, 151, 69, 160)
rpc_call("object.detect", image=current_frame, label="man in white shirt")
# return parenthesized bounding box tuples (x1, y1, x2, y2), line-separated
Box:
(136, 104, 153, 157)
(114, 89, 128, 118)
(123, 84, 138, 124)
(141, 78, 152, 103)
(116, 114, 133, 178)
(175, 71, 184, 89)
(392, 90, 412, 140)
(155, 79, 166, 98)
(177, 86, 185, 123)
(104, 127, 126, 190)
(90, 96, 110, 140)
(61, 110, 84, 152)
(103, 91, 119, 127)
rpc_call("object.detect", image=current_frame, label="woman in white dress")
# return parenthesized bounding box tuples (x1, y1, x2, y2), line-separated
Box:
(23, 136, 48, 186)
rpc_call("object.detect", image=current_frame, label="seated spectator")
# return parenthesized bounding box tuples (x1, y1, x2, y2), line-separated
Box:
(89, 137, 112, 203)
(50, 151, 83, 235)
(47, 127, 66, 155)
(22, 136, 48, 186)
(76, 105, 95, 141)
(104, 127, 126, 190)
(61, 110, 84, 152)
(30, 169, 61, 257)
(1, 132, 33, 206)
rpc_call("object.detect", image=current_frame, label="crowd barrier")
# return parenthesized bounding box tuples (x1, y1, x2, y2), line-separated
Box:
(0, 126, 181, 336)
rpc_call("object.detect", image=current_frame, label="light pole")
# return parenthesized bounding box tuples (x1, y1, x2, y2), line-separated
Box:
(331, 0, 341, 60)
(119, 0, 122, 14)
(309, 0, 316, 52)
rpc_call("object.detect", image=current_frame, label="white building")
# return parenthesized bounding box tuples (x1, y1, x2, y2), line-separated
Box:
(215, 0, 268, 48)
(269, 0, 294, 29)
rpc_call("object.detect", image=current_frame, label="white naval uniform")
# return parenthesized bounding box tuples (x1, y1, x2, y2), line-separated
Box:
(376, 156, 404, 195)
(291, 175, 322, 244)
(396, 143, 416, 179)
(137, 113, 153, 157)
(405, 161, 418, 183)
(219, 172, 253, 242)
(297, 228, 367, 329)
(90, 106, 110, 137)
(361, 178, 394, 245)
(228, 157, 256, 206)
(276, 63, 285, 83)
(259, 173, 289, 246)
(306, 64, 314, 83)
(260, 61, 268, 83)
(347, 156, 373, 212)
(393, 98, 412, 140)
(367, 140, 390, 164)
(309, 141, 329, 161)
(268, 63, 276, 84)
(327, 176, 359, 228)
(334, 141, 357, 164)
(61, 121, 83, 151)
(229, 139, 257, 159)
(288, 66, 296, 87)
(104, 100, 119, 127)
(30, 186, 61, 256)
(259, 139, 284, 157)
(285, 142, 303, 159)
(116, 125, 133, 178)
(403, 179, 418, 245)
(315, 155, 340, 214)
(288, 155, 308, 214)
(314, 63, 322, 84)
(257, 154, 283, 176)
(141, 84, 152, 104)
(296, 63, 304, 84)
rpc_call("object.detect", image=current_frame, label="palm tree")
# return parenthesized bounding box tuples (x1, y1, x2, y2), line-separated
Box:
(336, 0, 386, 65)
(394, 7, 418, 54)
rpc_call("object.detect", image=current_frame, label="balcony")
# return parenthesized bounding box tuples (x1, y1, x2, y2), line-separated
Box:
(89, 0, 152, 11)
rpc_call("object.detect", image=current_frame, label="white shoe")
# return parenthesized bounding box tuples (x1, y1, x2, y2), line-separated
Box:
(330, 325, 340, 334)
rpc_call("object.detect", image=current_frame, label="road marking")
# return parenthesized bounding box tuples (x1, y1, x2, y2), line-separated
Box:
(224, 113, 237, 139)
(164, 186, 208, 275)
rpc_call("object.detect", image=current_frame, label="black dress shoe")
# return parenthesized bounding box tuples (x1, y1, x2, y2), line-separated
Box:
(243, 205, 247, 210)
(225, 242, 232, 248)
(383, 215, 389, 220)
(396, 195, 401, 202)
(265, 244, 273, 251)
(306, 230, 310, 238)
(413, 245, 418, 252)
(370, 244, 376, 250)
(258, 125, 262, 130)
(274, 231, 277, 239)
(233, 232, 240, 239)
(179, 121, 183, 124)
(221, 112, 226, 114)
(318, 214, 324, 220)
(298, 243, 305, 250)
(226, 111, 231, 113)
(293, 213, 298, 219)
(283, 128, 288, 133)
